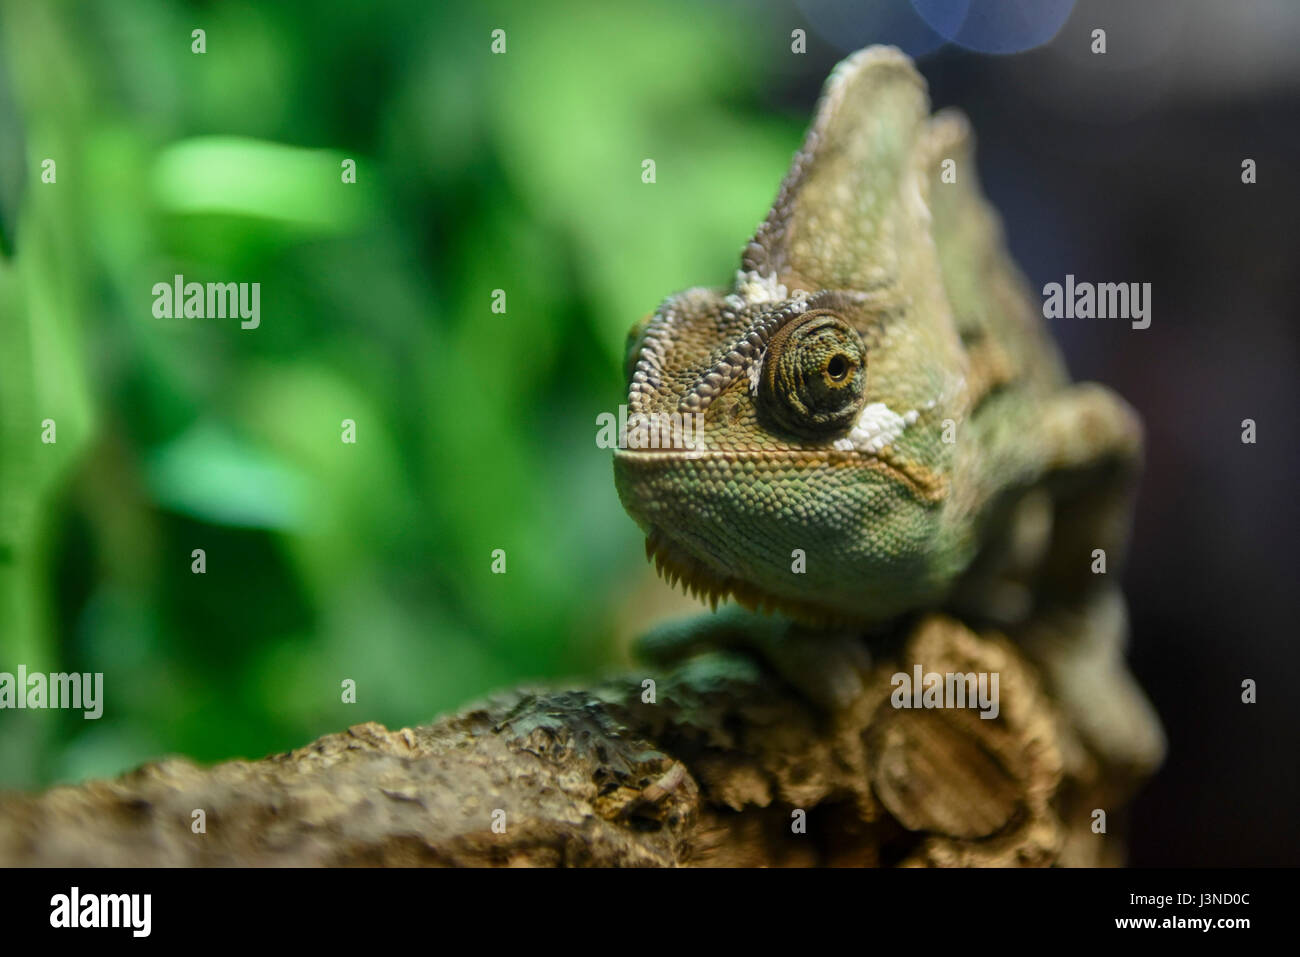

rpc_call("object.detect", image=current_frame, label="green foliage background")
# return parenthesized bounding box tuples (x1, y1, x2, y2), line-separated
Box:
(0, 0, 799, 787)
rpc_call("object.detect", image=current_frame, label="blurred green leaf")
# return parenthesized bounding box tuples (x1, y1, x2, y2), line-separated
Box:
(0, 0, 789, 788)
(152, 136, 369, 231)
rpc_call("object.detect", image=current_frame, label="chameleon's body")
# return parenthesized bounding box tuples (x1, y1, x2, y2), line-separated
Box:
(614, 47, 1162, 772)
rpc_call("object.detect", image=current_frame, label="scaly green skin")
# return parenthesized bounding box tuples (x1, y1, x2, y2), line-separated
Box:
(613, 48, 1165, 773)
(614, 46, 1140, 628)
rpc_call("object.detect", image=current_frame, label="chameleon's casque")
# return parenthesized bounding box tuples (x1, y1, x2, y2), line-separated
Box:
(614, 46, 1142, 628)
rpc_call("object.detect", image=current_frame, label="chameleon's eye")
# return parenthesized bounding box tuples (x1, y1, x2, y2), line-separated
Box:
(759, 311, 867, 437)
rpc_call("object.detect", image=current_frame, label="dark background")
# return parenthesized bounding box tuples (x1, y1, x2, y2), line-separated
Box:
(787, 0, 1300, 865)
(898, 5, 1300, 867)
(0, 0, 1295, 865)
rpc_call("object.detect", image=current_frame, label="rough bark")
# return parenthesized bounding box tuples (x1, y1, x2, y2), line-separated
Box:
(0, 614, 1155, 866)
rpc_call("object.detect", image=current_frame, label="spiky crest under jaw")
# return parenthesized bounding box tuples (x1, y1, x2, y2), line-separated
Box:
(643, 525, 867, 628)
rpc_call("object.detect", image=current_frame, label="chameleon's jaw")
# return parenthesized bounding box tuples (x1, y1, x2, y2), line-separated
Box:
(614, 447, 813, 618)
(642, 524, 729, 612)
(639, 523, 860, 625)
(613, 447, 945, 625)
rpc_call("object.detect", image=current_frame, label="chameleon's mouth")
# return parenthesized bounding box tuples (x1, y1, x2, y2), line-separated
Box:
(612, 445, 946, 503)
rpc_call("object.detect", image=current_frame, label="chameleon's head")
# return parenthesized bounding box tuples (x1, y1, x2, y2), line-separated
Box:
(613, 46, 983, 623)
(613, 277, 960, 623)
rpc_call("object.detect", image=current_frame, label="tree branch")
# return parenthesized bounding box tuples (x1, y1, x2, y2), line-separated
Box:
(0, 615, 1156, 866)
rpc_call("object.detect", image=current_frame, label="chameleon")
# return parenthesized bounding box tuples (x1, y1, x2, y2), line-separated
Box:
(613, 46, 1163, 775)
